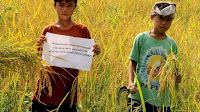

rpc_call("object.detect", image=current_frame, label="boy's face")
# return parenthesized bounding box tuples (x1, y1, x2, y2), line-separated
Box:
(54, 0, 76, 21)
(151, 14, 173, 34)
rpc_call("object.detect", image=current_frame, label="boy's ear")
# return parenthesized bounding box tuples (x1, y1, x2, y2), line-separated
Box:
(54, 3, 56, 9)
(150, 15, 154, 21)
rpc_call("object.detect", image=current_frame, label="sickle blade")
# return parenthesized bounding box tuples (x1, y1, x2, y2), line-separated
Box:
(117, 86, 129, 105)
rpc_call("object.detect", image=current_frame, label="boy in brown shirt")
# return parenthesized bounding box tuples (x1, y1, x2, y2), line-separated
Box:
(32, 0, 101, 112)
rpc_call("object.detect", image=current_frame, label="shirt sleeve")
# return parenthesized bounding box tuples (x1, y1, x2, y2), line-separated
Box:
(129, 34, 142, 62)
(83, 26, 91, 39)
(41, 26, 49, 36)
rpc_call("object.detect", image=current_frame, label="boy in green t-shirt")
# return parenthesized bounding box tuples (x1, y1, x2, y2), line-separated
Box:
(128, 1, 182, 112)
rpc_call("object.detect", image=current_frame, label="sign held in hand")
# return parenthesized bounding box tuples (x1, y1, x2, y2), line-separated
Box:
(42, 32, 94, 71)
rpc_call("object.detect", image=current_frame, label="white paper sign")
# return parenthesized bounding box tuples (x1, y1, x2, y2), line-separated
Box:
(42, 32, 94, 71)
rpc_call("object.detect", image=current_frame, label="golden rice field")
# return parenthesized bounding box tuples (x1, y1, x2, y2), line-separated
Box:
(0, 0, 200, 111)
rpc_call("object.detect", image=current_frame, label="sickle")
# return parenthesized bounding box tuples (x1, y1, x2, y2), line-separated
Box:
(117, 86, 131, 105)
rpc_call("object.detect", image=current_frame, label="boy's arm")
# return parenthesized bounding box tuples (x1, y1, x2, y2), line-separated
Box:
(36, 35, 47, 55)
(129, 60, 137, 83)
(128, 60, 138, 94)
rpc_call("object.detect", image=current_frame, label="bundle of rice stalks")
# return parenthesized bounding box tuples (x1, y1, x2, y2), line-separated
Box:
(148, 53, 179, 96)
(0, 42, 40, 91)
(0, 48, 38, 74)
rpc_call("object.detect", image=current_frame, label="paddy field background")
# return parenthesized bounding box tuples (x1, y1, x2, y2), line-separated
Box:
(0, 0, 200, 111)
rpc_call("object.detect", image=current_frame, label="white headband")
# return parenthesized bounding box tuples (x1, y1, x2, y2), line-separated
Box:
(155, 4, 176, 16)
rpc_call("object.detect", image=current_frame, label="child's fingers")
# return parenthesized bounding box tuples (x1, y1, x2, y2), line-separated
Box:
(177, 74, 182, 79)
(93, 48, 101, 55)
(36, 35, 47, 46)
(92, 44, 101, 55)
(175, 75, 182, 83)
(42, 35, 47, 42)
(130, 87, 138, 94)
(128, 84, 138, 94)
(92, 44, 100, 50)
(36, 42, 41, 46)
(176, 79, 181, 83)
(39, 35, 47, 42)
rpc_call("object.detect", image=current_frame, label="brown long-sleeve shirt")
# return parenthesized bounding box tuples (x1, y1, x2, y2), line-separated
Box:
(32, 22, 91, 106)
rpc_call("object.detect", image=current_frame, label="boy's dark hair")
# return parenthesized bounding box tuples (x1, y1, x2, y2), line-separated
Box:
(152, 1, 176, 10)
(157, 3, 169, 10)
(54, 0, 77, 6)
(157, 3, 172, 10)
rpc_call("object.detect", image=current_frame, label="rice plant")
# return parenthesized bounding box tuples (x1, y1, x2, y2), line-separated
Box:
(0, 0, 200, 112)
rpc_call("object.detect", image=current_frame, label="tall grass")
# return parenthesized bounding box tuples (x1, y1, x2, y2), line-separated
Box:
(0, 0, 200, 111)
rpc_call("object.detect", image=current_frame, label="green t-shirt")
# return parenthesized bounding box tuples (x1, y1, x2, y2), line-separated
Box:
(128, 32, 178, 107)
